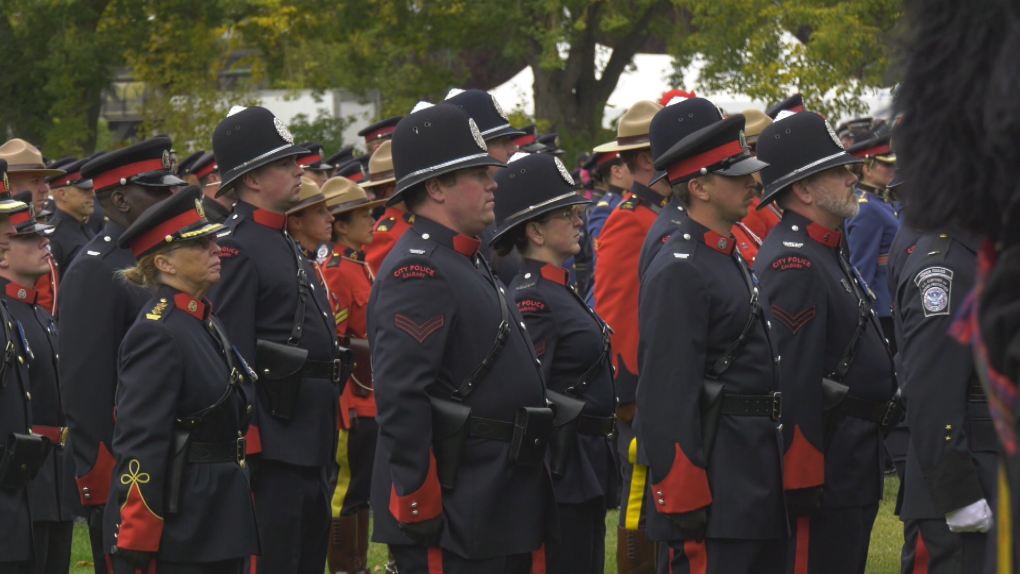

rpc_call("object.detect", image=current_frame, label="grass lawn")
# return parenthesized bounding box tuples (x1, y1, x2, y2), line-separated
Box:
(69, 476, 905, 573)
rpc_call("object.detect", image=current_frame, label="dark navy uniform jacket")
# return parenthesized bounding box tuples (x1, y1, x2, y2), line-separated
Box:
(892, 232, 997, 520)
(1, 280, 75, 525)
(757, 211, 895, 508)
(60, 222, 151, 509)
(47, 207, 94, 275)
(103, 288, 259, 562)
(208, 201, 339, 468)
(846, 183, 900, 319)
(0, 298, 33, 562)
(367, 216, 553, 559)
(509, 258, 619, 506)
(638, 217, 786, 541)
(637, 196, 686, 283)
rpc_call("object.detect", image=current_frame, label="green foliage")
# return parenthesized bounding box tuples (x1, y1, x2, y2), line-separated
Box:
(287, 110, 357, 157)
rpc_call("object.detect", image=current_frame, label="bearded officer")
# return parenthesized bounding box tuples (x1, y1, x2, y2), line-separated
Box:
(368, 103, 554, 573)
(60, 137, 180, 574)
(754, 112, 899, 574)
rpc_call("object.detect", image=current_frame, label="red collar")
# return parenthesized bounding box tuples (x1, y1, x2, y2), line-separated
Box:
(703, 230, 735, 255)
(6, 283, 37, 305)
(452, 235, 480, 258)
(252, 209, 287, 230)
(540, 264, 569, 286)
(174, 293, 211, 321)
(806, 222, 842, 248)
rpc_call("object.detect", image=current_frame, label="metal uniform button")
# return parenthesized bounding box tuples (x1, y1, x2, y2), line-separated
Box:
(422, 233, 430, 240)
(104, 236, 111, 242)
(412, 510, 419, 516)
(247, 405, 253, 414)
(791, 225, 799, 231)
(411, 502, 418, 508)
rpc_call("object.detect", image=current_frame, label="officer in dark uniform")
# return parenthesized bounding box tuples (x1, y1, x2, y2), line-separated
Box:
(190, 152, 234, 224)
(893, 228, 997, 573)
(765, 93, 805, 119)
(441, 88, 524, 284)
(60, 137, 180, 574)
(512, 125, 548, 153)
(297, 142, 335, 187)
(359, 116, 403, 154)
(105, 188, 259, 573)
(0, 203, 74, 574)
(0, 167, 37, 574)
(755, 112, 899, 574)
(640, 113, 785, 574)
(44, 156, 95, 273)
(491, 153, 619, 573)
(368, 104, 554, 573)
(208, 106, 343, 574)
(335, 160, 368, 185)
(175, 150, 205, 187)
(536, 133, 565, 158)
(326, 147, 356, 176)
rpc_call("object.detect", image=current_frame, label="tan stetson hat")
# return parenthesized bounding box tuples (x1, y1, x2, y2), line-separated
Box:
(324, 177, 387, 215)
(360, 140, 396, 188)
(742, 109, 772, 147)
(592, 101, 664, 153)
(286, 177, 327, 214)
(0, 139, 66, 176)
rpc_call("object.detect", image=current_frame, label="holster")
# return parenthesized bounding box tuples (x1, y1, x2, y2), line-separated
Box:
(165, 428, 191, 514)
(699, 380, 726, 460)
(821, 377, 850, 447)
(880, 389, 905, 438)
(428, 395, 472, 489)
(347, 338, 372, 397)
(546, 390, 586, 477)
(509, 406, 554, 466)
(255, 339, 308, 420)
(0, 433, 51, 489)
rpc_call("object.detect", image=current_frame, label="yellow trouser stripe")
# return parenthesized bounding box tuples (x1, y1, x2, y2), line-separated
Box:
(331, 429, 353, 519)
(626, 438, 647, 530)
(999, 463, 1013, 574)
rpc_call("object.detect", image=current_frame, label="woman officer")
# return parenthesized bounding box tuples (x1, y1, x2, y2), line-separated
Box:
(491, 153, 619, 573)
(105, 187, 259, 573)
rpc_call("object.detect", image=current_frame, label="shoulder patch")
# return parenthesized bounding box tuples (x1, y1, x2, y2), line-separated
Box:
(771, 256, 812, 271)
(914, 266, 953, 317)
(219, 246, 240, 258)
(145, 298, 172, 321)
(392, 261, 437, 280)
(517, 299, 547, 314)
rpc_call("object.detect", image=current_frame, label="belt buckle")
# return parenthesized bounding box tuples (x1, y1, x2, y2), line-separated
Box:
(236, 437, 247, 468)
(771, 392, 783, 421)
(332, 358, 343, 383)
(607, 414, 617, 440)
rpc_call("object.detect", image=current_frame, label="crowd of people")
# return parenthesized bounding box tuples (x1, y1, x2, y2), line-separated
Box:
(0, 39, 1017, 574)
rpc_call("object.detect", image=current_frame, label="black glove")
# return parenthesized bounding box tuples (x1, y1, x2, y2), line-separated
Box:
(785, 486, 824, 518)
(397, 514, 445, 546)
(668, 508, 708, 542)
(113, 547, 154, 569)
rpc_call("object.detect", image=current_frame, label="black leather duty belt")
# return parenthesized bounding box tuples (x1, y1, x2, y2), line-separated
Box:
(303, 359, 346, 383)
(577, 414, 616, 438)
(721, 392, 782, 421)
(968, 380, 987, 403)
(188, 438, 246, 467)
(839, 395, 898, 426)
(468, 417, 514, 442)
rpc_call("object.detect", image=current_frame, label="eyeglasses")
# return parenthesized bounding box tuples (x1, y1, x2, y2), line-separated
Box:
(538, 206, 584, 223)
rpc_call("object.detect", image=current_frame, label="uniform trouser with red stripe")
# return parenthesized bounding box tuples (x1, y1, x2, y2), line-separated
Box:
(657, 537, 786, 574)
(389, 545, 538, 574)
(900, 518, 991, 574)
(786, 504, 879, 574)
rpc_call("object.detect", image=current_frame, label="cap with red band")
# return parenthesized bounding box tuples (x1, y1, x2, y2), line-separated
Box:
(81, 136, 186, 193)
(654, 115, 769, 184)
(119, 187, 223, 258)
(93, 158, 166, 191)
(358, 117, 402, 144)
(190, 152, 218, 180)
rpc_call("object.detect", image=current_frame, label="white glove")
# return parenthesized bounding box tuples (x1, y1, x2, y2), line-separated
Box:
(945, 498, 993, 533)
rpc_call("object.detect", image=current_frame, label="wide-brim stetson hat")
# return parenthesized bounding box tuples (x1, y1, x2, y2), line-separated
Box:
(742, 109, 772, 148)
(593, 101, 664, 153)
(360, 140, 396, 189)
(0, 139, 66, 177)
(442, 89, 525, 142)
(490, 153, 590, 245)
(324, 177, 387, 215)
(756, 112, 863, 207)
(648, 97, 726, 186)
(286, 177, 328, 215)
(389, 104, 506, 204)
(213, 106, 308, 197)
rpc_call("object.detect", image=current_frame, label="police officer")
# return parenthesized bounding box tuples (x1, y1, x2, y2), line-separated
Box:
(326, 147, 356, 177)
(582, 150, 630, 302)
(512, 125, 548, 153)
(755, 112, 898, 574)
(286, 177, 335, 262)
(0, 168, 37, 574)
(892, 226, 997, 573)
(319, 178, 387, 574)
(845, 134, 900, 351)
(361, 140, 411, 275)
(368, 103, 554, 573)
(359, 117, 402, 155)
(45, 156, 96, 273)
(60, 137, 180, 574)
(175, 151, 205, 188)
(0, 203, 74, 574)
(492, 153, 619, 573)
(190, 153, 234, 224)
(639, 113, 785, 574)
(765, 94, 805, 119)
(297, 142, 335, 187)
(208, 106, 342, 574)
(106, 188, 259, 573)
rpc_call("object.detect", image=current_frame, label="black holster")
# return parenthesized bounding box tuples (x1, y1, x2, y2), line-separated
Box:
(509, 406, 554, 466)
(255, 339, 308, 420)
(880, 389, 905, 438)
(699, 380, 726, 460)
(0, 433, 51, 489)
(428, 396, 472, 489)
(346, 338, 372, 397)
(821, 377, 850, 447)
(546, 390, 585, 476)
(165, 428, 191, 514)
